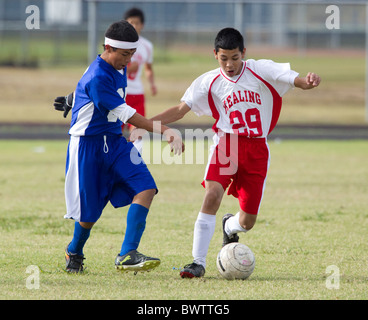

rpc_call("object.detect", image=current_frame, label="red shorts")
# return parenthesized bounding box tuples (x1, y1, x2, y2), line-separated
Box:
(123, 94, 145, 129)
(202, 133, 270, 215)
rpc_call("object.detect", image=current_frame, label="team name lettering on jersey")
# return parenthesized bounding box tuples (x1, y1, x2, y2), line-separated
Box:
(223, 90, 262, 114)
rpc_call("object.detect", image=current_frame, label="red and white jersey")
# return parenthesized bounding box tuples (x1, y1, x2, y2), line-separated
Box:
(181, 59, 299, 138)
(126, 36, 153, 95)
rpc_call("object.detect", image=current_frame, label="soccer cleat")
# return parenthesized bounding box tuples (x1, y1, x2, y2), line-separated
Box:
(65, 245, 85, 273)
(115, 250, 160, 273)
(180, 262, 205, 278)
(222, 213, 239, 247)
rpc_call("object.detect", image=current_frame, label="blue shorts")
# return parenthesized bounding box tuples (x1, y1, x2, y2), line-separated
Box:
(64, 134, 157, 222)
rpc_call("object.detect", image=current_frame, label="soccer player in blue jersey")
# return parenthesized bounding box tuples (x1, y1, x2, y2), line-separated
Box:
(61, 20, 183, 273)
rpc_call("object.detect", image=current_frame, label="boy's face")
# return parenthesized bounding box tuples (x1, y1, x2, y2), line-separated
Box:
(214, 47, 246, 78)
(126, 16, 144, 35)
(103, 46, 136, 70)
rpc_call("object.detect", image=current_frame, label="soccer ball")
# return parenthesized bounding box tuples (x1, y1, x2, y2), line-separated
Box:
(216, 242, 255, 280)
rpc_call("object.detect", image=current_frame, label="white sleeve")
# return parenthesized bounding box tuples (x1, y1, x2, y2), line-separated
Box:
(181, 74, 212, 117)
(109, 103, 137, 123)
(248, 59, 299, 97)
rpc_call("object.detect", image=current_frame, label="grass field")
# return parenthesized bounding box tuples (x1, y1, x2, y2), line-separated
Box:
(0, 43, 367, 302)
(0, 139, 367, 300)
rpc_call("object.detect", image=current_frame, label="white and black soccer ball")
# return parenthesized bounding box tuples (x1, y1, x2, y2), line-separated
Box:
(216, 243, 255, 280)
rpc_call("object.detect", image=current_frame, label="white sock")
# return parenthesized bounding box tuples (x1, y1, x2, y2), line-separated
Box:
(192, 212, 216, 268)
(225, 212, 248, 236)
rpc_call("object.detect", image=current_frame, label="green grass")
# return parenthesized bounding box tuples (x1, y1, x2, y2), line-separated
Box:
(0, 139, 367, 300)
(0, 37, 89, 66)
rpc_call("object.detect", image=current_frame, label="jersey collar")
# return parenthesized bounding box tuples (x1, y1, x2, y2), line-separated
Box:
(220, 61, 246, 83)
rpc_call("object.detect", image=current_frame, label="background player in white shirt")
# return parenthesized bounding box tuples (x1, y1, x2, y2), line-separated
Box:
(54, 8, 156, 124)
(145, 27, 321, 278)
(123, 8, 157, 132)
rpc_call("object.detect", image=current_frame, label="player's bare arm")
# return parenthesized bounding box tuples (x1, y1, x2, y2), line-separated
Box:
(128, 112, 184, 154)
(294, 72, 321, 90)
(145, 63, 157, 96)
(150, 101, 191, 125)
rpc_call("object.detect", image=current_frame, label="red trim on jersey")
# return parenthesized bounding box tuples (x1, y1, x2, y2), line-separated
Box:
(207, 74, 221, 133)
(219, 62, 246, 83)
(245, 66, 283, 135)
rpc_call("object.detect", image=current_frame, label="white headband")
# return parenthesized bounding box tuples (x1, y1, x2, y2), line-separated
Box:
(104, 37, 139, 49)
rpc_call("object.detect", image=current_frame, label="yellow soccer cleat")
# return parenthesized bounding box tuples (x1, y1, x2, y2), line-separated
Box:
(115, 250, 160, 273)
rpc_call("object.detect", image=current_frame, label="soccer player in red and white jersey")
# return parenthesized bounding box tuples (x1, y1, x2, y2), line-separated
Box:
(123, 8, 157, 131)
(145, 28, 321, 278)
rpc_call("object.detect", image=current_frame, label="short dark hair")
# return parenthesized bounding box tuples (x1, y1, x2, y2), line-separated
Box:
(214, 28, 244, 53)
(124, 7, 145, 24)
(105, 20, 138, 42)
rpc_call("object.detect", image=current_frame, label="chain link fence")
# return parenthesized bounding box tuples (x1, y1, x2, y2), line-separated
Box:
(0, 0, 366, 66)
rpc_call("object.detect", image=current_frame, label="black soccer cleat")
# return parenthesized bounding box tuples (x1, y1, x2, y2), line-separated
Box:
(65, 245, 85, 273)
(222, 213, 239, 247)
(115, 250, 160, 273)
(180, 262, 205, 278)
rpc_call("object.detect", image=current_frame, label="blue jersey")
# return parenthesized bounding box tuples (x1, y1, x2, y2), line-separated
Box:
(69, 55, 127, 136)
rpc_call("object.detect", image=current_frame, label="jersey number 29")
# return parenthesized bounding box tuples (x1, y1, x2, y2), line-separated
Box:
(229, 108, 263, 137)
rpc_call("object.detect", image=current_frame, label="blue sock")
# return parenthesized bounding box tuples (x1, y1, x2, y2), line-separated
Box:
(120, 203, 149, 256)
(68, 221, 91, 255)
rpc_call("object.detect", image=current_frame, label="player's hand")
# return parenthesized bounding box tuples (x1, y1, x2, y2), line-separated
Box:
(163, 128, 184, 155)
(53, 93, 73, 118)
(129, 128, 149, 142)
(306, 72, 321, 88)
(305, 72, 321, 89)
(151, 84, 157, 96)
(54, 96, 70, 118)
(295, 73, 321, 90)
